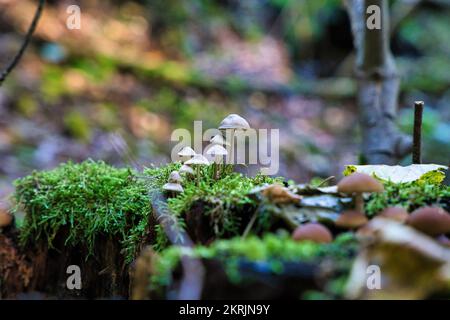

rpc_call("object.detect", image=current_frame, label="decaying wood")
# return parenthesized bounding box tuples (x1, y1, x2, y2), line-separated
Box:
(150, 191, 205, 300)
(0, 231, 33, 298)
(346, 0, 412, 164)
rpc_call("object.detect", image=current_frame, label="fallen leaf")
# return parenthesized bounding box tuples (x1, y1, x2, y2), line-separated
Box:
(344, 164, 448, 184)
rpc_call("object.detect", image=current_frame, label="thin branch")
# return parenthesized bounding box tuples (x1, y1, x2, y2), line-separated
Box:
(0, 0, 45, 86)
(413, 101, 424, 164)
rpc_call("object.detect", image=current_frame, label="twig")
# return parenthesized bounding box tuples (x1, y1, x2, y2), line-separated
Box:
(316, 176, 335, 187)
(413, 101, 424, 164)
(242, 209, 259, 239)
(0, 0, 45, 86)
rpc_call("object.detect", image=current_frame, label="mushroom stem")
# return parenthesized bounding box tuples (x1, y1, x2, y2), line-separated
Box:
(413, 101, 424, 164)
(354, 193, 364, 213)
(196, 166, 200, 187)
(229, 130, 235, 167)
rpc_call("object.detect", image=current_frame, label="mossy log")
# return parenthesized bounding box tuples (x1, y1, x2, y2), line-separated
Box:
(1, 221, 158, 299)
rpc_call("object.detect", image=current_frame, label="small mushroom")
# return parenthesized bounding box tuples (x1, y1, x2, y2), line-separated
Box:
(206, 144, 228, 179)
(218, 114, 250, 130)
(177, 146, 196, 162)
(379, 207, 409, 223)
(168, 171, 182, 184)
(261, 184, 302, 204)
(218, 114, 250, 165)
(337, 173, 384, 213)
(184, 154, 210, 186)
(406, 206, 450, 236)
(162, 182, 184, 196)
(0, 211, 13, 228)
(179, 164, 194, 176)
(335, 210, 368, 229)
(210, 134, 229, 147)
(292, 223, 333, 243)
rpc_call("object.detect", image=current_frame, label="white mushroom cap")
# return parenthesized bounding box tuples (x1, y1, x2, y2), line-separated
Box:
(218, 114, 250, 130)
(206, 145, 228, 163)
(210, 134, 230, 146)
(180, 164, 194, 175)
(168, 171, 182, 183)
(163, 182, 184, 193)
(206, 144, 228, 156)
(177, 146, 196, 157)
(184, 154, 210, 166)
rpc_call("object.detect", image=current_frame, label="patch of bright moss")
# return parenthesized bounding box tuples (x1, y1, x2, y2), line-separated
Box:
(164, 166, 282, 238)
(150, 232, 358, 293)
(14, 160, 151, 263)
(365, 181, 450, 216)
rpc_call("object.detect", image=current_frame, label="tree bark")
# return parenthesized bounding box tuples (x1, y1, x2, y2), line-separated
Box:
(346, 0, 412, 164)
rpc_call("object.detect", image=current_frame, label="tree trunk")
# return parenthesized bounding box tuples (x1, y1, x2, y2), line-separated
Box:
(346, 0, 412, 164)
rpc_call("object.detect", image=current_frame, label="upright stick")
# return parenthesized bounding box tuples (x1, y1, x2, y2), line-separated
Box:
(413, 101, 424, 164)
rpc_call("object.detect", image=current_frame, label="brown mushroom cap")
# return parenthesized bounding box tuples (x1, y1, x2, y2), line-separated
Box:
(407, 207, 450, 236)
(335, 210, 368, 229)
(261, 184, 302, 204)
(218, 114, 250, 130)
(337, 173, 384, 193)
(379, 207, 409, 223)
(292, 223, 333, 243)
(163, 182, 184, 193)
(0, 211, 13, 228)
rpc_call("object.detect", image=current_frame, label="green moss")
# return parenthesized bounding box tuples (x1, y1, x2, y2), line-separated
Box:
(365, 181, 450, 216)
(14, 160, 151, 263)
(150, 232, 358, 293)
(165, 166, 282, 238)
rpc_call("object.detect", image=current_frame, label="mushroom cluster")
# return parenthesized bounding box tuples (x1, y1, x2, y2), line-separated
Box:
(170, 113, 251, 187)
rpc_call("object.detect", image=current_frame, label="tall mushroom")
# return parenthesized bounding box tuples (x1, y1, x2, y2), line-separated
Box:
(184, 153, 210, 186)
(177, 146, 196, 162)
(337, 173, 384, 213)
(206, 141, 228, 179)
(218, 114, 250, 167)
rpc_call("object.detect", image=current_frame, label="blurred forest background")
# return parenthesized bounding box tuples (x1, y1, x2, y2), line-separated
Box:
(0, 0, 449, 199)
